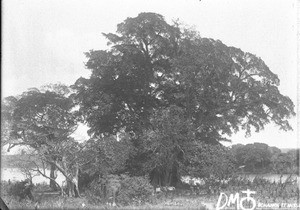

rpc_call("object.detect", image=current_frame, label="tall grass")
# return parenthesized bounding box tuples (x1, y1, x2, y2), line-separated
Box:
(1, 175, 298, 210)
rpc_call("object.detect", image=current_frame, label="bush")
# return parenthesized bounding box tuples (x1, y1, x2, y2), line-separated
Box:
(118, 174, 154, 205)
(85, 174, 121, 204)
(78, 171, 97, 192)
(0, 181, 10, 196)
(85, 174, 154, 206)
(85, 180, 104, 204)
(34, 182, 51, 192)
(6, 180, 34, 201)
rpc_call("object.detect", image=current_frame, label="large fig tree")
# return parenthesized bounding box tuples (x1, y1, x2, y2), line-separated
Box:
(73, 13, 295, 185)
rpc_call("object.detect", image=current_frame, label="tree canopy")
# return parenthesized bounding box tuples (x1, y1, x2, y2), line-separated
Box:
(72, 12, 295, 186)
(2, 84, 84, 196)
(231, 143, 299, 174)
(74, 12, 295, 142)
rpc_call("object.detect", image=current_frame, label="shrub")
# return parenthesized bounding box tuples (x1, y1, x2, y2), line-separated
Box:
(186, 142, 237, 192)
(0, 181, 10, 196)
(85, 174, 154, 206)
(34, 182, 51, 192)
(85, 174, 122, 204)
(6, 180, 34, 201)
(85, 180, 104, 204)
(78, 171, 95, 192)
(118, 174, 154, 205)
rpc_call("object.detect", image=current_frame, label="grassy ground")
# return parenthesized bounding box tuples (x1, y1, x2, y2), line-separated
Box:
(4, 192, 297, 210)
(1, 176, 299, 210)
(2, 192, 212, 209)
(0, 179, 210, 209)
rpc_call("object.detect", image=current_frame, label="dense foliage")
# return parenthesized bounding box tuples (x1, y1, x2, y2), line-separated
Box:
(231, 143, 299, 174)
(118, 175, 154, 205)
(186, 142, 236, 182)
(6, 180, 34, 201)
(74, 12, 295, 140)
(86, 174, 153, 205)
(2, 84, 83, 196)
(72, 12, 295, 186)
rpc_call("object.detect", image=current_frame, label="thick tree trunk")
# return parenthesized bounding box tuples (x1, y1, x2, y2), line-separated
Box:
(164, 170, 170, 186)
(163, 165, 178, 187)
(65, 168, 80, 197)
(151, 167, 178, 188)
(47, 157, 81, 198)
(50, 163, 58, 191)
(64, 180, 79, 197)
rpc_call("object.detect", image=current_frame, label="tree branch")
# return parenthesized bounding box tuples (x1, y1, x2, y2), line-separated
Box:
(31, 161, 62, 189)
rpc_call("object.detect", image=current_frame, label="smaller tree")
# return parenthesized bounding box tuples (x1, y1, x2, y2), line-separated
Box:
(232, 143, 272, 173)
(1, 96, 18, 151)
(271, 149, 299, 174)
(14, 152, 40, 185)
(185, 142, 236, 193)
(3, 84, 86, 197)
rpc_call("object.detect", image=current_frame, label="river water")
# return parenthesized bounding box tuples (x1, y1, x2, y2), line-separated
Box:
(1, 168, 65, 185)
(238, 173, 300, 183)
(182, 174, 300, 185)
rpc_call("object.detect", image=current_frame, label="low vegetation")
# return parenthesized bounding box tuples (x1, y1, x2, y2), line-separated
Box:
(1, 173, 299, 209)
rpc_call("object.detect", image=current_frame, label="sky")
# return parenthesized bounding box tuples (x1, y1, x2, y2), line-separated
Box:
(2, 0, 298, 149)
